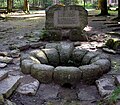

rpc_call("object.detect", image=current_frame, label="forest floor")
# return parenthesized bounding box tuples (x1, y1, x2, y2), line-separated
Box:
(0, 10, 120, 105)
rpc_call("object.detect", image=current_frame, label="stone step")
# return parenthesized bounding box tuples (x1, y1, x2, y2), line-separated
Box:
(0, 70, 8, 81)
(0, 75, 21, 98)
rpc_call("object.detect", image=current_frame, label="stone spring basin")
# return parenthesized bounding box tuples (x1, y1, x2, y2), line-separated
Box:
(20, 42, 111, 86)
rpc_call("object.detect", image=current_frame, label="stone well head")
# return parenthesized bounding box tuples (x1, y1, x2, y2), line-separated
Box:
(20, 42, 111, 86)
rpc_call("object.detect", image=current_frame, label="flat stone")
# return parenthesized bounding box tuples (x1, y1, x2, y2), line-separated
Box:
(17, 80, 39, 95)
(0, 52, 8, 56)
(42, 48, 59, 67)
(30, 42, 45, 49)
(78, 86, 99, 101)
(31, 64, 54, 83)
(79, 64, 101, 84)
(5, 99, 16, 105)
(0, 63, 7, 68)
(71, 48, 88, 66)
(96, 78, 116, 97)
(10, 49, 20, 58)
(93, 59, 111, 73)
(45, 43, 59, 49)
(0, 70, 8, 81)
(102, 48, 116, 54)
(39, 84, 59, 100)
(82, 51, 99, 65)
(54, 66, 82, 85)
(30, 49, 48, 64)
(0, 76, 21, 98)
(58, 42, 74, 64)
(21, 59, 36, 74)
(0, 56, 13, 64)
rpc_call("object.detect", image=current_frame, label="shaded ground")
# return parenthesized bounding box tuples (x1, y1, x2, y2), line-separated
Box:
(0, 10, 120, 105)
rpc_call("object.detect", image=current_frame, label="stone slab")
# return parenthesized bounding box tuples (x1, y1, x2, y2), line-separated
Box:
(0, 63, 7, 68)
(0, 70, 8, 81)
(0, 76, 21, 98)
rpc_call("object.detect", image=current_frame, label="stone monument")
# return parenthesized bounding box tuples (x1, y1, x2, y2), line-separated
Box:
(44, 4, 88, 41)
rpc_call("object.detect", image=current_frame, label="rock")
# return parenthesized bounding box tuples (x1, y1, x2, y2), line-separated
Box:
(0, 56, 13, 64)
(42, 48, 59, 66)
(0, 70, 8, 81)
(93, 59, 111, 73)
(0, 76, 21, 98)
(5, 99, 16, 105)
(82, 51, 99, 65)
(31, 64, 54, 83)
(115, 75, 120, 85)
(58, 42, 74, 65)
(79, 64, 101, 84)
(30, 49, 48, 64)
(71, 48, 88, 66)
(10, 49, 20, 58)
(39, 84, 59, 100)
(73, 41, 81, 47)
(45, 43, 59, 49)
(0, 95, 4, 105)
(0, 52, 8, 56)
(54, 66, 82, 85)
(30, 42, 45, 49)
(78, 86, 99, 101)
(0, 63, 7, 68)
(17, 80, 39, 95)
(96, 78, 116, 97)
(102, 48, 116, 54)
(21, 59, 36, 74)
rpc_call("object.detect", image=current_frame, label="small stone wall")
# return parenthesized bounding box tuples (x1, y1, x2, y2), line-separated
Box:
(20, 42, 111, 85)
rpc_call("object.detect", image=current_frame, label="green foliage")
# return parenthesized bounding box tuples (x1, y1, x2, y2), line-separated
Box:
(39, 30, 50, 40)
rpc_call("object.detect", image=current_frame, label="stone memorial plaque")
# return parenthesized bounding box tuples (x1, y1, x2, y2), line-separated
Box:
(54, 10, 80, 28)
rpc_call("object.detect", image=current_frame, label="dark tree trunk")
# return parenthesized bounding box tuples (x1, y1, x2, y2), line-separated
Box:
(98, 0, 109, 16)
(7, 0, 13, 12)
(23, 0, 30, 14)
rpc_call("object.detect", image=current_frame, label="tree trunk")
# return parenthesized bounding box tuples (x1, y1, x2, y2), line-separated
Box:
(118, 0, 120, 18)
(23, 0, 30, 14)
(98, 0, 109, 15)
(7, 0, 13, 13)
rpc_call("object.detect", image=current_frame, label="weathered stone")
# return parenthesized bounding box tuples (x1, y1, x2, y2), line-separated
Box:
(96, 78, 116, 97)
(90, 53, 110, 63)
(79, 64, 101, 84)
(5, 99, 16, 105)
(21, 59, 35, 74)
(0, 70, 8, 81)
(0, 52, 8, 56)
(82, 51, 99, 65)
(17, 80, 39, 95)
(115, 75, 120, 85)
(102, 48, 116, 54)
(42, 48, 59, 66)
(93, 59, 111, 73)
(0, 56, 13, 64)
(10, 49, 20, 58)
(39, 84, 59, 100)
(0, 76, 21, 98)
(54, 66, 82, 85)
(30, 49, 48, 64)
(58, 42, 74, 65)
(78, 86, 100, 101)
(71, 48, 88, 66)
(45, 43, 59, 49)
(31, 64, 54, 83)
(0, 63, 7, 68)
(30, 42, 45, 49)
(0, 94, 4, 105)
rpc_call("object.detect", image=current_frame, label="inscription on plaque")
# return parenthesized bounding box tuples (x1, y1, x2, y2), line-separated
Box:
(54, 10, 80, 28)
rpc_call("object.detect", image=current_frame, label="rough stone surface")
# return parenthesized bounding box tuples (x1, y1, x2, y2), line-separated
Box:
(115, 75, 120, 85)
(93, 59, 111, 73)
(45, 43, 59, 49)
(96, 78, 116, 97)
(71, 48, 88, 66)
(78, 85, 100, 101)
(10, 49, 20, 58)
(58, 42, 74, 65)
(0, 76, 21, 98)
(39, 84, 59, 100)
(54, 66, 82, 85)
(5, 99, 16, 105)
(79, 64, 101, 84)
(0, 56, 13, 64)
(17, 80, 39, 95)
(31, 64, 54, 83)
(30, 49, 48, 64)
(0, 63, 7, 68)
(82, 51, 99, 65)
(0, 94, 4, 105)
(103, 48, 116, 54)
(21, 59, 36, 74)
(42, 48, 59, 66)
(0, 70, 8, 81)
